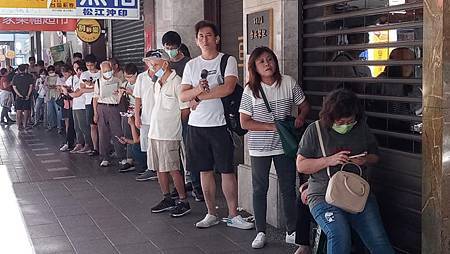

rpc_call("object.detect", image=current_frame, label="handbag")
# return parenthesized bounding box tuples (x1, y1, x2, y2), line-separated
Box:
(259, 87, 305, 157)
(314, 121, 370, 214)
(118, 82, 130, 113)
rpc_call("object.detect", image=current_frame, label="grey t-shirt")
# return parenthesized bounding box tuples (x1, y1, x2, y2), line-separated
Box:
(297, 120, 378, 209)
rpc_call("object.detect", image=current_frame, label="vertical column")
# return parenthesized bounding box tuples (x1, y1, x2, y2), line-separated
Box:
(422, 0, 450, 253)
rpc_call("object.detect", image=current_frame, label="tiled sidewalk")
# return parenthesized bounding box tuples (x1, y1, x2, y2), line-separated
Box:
(0, 124, 296, 254)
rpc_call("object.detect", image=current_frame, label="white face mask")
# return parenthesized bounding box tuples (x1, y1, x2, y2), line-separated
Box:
(48, 72, 56, 77)
(103, 71, 113, 79)
(40, 74, 46, 79)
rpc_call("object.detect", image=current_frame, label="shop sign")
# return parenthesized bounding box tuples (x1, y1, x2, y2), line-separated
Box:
(246, 9, 273, 54)
(0, 0, 140, 20)
(50, 42, 72, 64)
(0, 54, 5, 61)
(0, 18, 77, 32)
(76, 19, 102, 43)
(5, 50, 15, 59)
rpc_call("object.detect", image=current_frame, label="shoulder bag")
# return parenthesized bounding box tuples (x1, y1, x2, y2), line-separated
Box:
(259, 87, 306, 158)
(314, 121, 370, 214)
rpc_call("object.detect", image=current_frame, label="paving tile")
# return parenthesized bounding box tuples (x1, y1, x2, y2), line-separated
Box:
(58, 214, 96, 228)
(32, 236, 74, 254)
(24, 213, 58, 226)
(190, 233, 242, 253)
(104, 228, 148, 245)
(116, 242, 161, 254)
(28, 223, 66, 239)
(64, 225, 106, 243)
(161, 246, 205, 254)
(73, 239, 118, 254)
(146, 232, 193, 250)
(20, 203, 52, 215)
(52, 205, 87, 217)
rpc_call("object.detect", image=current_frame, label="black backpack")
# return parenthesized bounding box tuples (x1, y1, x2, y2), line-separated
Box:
(219, 54, 248, 136)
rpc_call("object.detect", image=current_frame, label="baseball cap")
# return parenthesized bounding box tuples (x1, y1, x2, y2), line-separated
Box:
(143, 49, 170, 62)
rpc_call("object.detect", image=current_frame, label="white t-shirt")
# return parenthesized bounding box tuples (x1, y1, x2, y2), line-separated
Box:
(133, 70, 155, 125)
(239, 75, 306, 157)
(121, 81, 135, 106)
(181, 53, 238, 127)
(149, 71, 189, 140)
(93, 76, 122, 104)
(65, 75, 85, 110)
(80, 70, 101, 105)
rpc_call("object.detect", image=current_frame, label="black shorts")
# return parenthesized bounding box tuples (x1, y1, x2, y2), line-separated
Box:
(15, 98, 31, 110)
(85, 104, 95, 125)
(186, 125, 234, 174)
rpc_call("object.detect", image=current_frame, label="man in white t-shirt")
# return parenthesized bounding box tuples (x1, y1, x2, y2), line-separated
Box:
(180, 20, 253, 230)
(133, 51, 158, 181)
(80, 54, 101, 156)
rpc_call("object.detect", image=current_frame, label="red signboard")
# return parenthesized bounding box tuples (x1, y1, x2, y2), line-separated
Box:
(0, 18, 77, 31)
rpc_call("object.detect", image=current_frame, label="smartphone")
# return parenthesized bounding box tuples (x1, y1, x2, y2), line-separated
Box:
(114, 136, 122, 140)
(349, 152, 367, 159)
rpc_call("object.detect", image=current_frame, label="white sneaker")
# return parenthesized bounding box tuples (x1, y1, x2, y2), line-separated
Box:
(195, 214, 220, 228)
(59, 144, 69, 152)
(119, 159, 127, 165)
(286, 231, 296, 244)
(100, 160, 110, 167)
(226, 215, 254, 230)
(251, 232, 266, 249)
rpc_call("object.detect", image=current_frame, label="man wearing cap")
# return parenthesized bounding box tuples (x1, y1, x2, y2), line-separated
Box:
(93, 61, 126, 167)
(146, 49, 191, 217)
(133, 51, 158, 181)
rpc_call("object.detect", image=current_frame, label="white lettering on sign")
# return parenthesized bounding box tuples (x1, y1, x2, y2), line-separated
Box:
(80, 0, 108, 6)
(116, 0, 135, 6)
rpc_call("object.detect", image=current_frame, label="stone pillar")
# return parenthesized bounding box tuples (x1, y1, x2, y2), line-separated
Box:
(422, 0, 450, 253)
(238, 0, 298, 228)
(154, 0, 204, 57)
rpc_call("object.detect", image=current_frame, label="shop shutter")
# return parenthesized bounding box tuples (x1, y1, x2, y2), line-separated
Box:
(112, 0, 145, 71)
(300, 1, 423, 253)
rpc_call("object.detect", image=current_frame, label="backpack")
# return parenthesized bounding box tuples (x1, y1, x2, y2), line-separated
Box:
(219, 54, 248, 136)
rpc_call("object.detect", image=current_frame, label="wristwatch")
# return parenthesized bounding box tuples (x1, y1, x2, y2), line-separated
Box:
(194, 96, 201, 103)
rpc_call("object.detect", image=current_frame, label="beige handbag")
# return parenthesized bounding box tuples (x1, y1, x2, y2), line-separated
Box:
(315, 121, 370, 214)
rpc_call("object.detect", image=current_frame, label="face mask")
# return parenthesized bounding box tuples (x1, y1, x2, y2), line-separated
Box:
(332, 121, 357, 135)
(40, 74, 46, 79)
(165, 48, 178, 59)
(103, 71, 113, 79)
(49, 73, 56, 77)
(152, 67, 165, 82)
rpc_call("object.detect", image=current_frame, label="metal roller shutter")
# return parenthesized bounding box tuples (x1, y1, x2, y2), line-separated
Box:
(299, 1, 422, 253)
(112, 0, 145, 71)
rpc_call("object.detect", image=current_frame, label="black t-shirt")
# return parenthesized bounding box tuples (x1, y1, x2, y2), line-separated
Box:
(170, 56, 191, 77)
(12, 73, 34, 97)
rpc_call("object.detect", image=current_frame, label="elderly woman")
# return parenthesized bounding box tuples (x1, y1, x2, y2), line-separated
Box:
(297, 89, 394, 254)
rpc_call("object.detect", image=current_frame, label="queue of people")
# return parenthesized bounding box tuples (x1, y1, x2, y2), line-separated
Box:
(0, 20, 396, 254)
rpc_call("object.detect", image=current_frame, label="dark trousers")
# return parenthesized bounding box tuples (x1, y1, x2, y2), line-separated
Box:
(131, 143, 147, 170)
(296, 173, 312, 245)
(251, 154, 297, 233)
(97, 104, 125, 160)
(65, 109, 76, 148)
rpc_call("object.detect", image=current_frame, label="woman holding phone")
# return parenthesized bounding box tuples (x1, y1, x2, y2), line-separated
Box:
(296, 89, 394, 254)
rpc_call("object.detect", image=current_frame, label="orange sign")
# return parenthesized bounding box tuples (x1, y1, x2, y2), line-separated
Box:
(0, 18, 77, 31)
(5, 50, 15, 59)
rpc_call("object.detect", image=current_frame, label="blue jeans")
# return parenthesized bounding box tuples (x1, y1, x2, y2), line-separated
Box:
(310, 196, 395, 254)
(131, 143, 147, 170)
(47, 98, 62, 129)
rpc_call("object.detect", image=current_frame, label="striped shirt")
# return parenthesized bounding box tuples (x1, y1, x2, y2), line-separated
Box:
(239, 75, 305, 157)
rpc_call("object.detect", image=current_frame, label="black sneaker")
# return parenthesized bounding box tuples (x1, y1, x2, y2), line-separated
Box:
(170, 201, 191, 217)
(136, 167, 147, 175)
(192, 189, 205, 202)
(88, 150, 99, 156)
(151, 197, 176, 213)
(118, 163, 135, 173)
(135, 170, 158, 181)
(170, 189, 179, 199)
